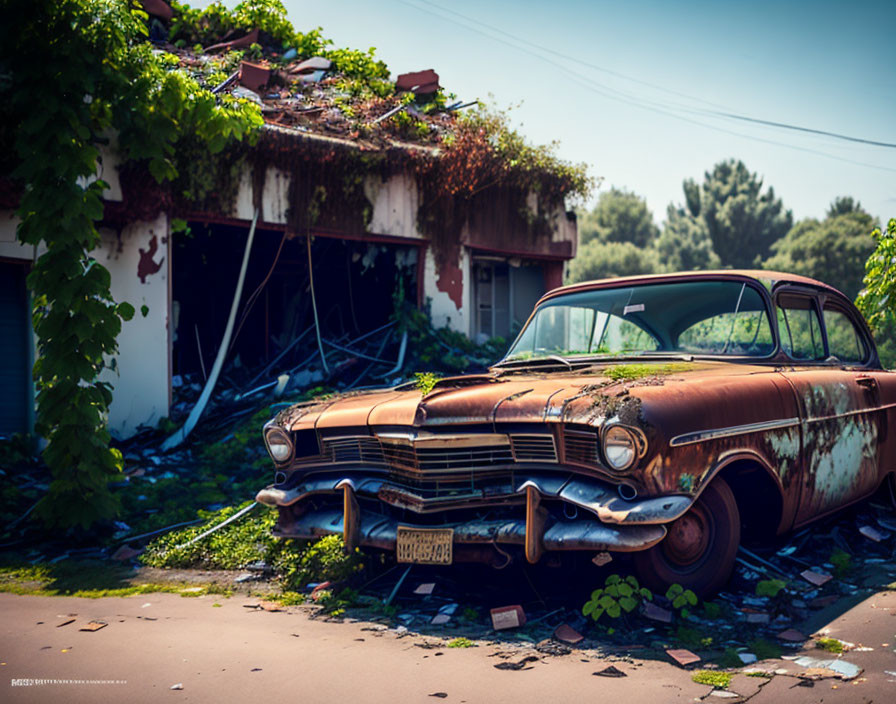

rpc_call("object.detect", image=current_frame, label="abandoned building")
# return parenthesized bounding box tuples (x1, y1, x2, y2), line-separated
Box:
(1, 55, 580, 441)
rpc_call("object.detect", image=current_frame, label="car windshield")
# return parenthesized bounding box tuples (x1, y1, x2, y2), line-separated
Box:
(504, 279, 775, 362)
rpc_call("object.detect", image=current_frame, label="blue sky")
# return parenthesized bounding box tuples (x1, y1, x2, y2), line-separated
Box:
(195, 0, 895, 223)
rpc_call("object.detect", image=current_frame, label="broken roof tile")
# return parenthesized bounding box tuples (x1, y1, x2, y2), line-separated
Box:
(239, 61, 271, 93)
(395, 69, 440, 95)
(141, 0, 173, 21)
(204, 28, 260, 54)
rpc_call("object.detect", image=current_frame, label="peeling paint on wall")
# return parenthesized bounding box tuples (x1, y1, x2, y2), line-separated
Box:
(435, 250, 463, 310)
(137, 234, 164, 283)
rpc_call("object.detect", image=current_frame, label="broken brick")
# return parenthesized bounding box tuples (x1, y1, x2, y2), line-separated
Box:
(240, 61, 271, 93)
(490, 605, 526, 630)
(79, 621, 107, 632)
(552, 623, 584, 645)
(666, 648, 701, 667)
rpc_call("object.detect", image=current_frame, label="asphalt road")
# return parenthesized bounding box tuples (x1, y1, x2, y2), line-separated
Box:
(2, 590, 894, 703)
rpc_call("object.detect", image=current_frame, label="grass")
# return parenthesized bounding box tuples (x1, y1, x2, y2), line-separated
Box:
(676, 626, 713, 649)
(829, 549, 852, 578)
(0, 559, 232, 599)
(447, 637, 476, 648)
(691, 671, 732, 689)
(748, 638, 782, 661)
(815, 637, 845, 653)
(140, 506, 363, 593)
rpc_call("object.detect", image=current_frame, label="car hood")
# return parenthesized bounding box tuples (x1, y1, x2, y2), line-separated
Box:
(276, 360, 777, 432)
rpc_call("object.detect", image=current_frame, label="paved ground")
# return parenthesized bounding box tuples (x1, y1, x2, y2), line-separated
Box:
(2, 590, 894, 703)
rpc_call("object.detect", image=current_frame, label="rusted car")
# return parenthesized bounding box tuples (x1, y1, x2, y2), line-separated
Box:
(256, 271, 895, 594)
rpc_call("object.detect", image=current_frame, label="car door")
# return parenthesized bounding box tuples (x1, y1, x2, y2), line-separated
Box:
(775, 290, 882, 525)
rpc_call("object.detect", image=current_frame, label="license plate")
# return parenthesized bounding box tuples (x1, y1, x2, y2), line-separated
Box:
(396, 527, 454, 565)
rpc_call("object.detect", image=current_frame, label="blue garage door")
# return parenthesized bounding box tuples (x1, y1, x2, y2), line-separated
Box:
(0, 261, 31, 437)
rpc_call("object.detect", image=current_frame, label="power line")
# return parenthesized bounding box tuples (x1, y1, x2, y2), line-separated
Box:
(402, 0, 896, 153)
(705, 111, 896, 149)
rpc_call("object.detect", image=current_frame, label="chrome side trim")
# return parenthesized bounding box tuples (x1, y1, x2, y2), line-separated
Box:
(669, 417, 800, 447)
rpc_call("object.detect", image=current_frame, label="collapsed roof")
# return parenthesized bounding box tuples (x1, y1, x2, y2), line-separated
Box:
(151, 19, 470, 152)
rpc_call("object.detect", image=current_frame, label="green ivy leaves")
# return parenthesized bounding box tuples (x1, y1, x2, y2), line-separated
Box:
(857, 218, 896, 332)
(665, 583, 699, 618)
(582, 574, 653, 622)
(3, 0, 264, 531)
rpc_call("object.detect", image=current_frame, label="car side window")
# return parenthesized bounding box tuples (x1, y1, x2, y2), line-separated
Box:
(777, 294, 824, 360)
(678, 310, 774, 356)
(823, 307, 867, 364)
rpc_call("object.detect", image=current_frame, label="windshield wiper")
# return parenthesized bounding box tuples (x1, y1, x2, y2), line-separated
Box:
(493, 354, 573, 370)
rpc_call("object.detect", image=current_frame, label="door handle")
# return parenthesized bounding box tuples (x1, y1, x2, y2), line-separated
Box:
(855, 375, 877, 390)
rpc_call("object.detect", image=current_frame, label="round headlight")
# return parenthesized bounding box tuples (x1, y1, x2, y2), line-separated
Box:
(265, 427, 293, 464)
(602, 425, 639, 471)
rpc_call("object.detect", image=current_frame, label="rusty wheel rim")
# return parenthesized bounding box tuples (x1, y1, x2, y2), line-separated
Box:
(662, 504, 712, 567)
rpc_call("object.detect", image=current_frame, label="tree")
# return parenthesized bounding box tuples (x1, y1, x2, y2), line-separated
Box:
(856, 218, 896, 368)
(764, 198, 877, 298)
(693, 160, 792, 268)
(566, 240, 659, 283)
(579, 187, 659, 248)
(656, 204, 721, 272)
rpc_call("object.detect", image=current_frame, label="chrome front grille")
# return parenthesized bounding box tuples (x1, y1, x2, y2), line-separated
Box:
(563, 429, 599, 466)
(381, 440, 515, 485)
(303, 431, 560, 479)
(510, 434, 557, 462)
(320, 436, 386, 465)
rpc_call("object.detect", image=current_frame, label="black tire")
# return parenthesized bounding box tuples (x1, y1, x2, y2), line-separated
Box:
(633, 477, 740, 597)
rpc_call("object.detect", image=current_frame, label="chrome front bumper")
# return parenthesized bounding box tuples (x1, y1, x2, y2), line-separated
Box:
(256, 471, 691, 560)
(271, 505, 666, 553)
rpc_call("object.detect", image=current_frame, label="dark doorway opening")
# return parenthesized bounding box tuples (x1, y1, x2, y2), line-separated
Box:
(0, 260, 31, 437)
(171, 222, 419, 380)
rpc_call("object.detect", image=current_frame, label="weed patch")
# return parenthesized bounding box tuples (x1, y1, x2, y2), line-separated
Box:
(815, 637, 844, 653)
(691, 671, 731, 689)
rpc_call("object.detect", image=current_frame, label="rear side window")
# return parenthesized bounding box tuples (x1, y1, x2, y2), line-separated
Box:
(823, 308, 867, 364)
(777, 295, 824, 360)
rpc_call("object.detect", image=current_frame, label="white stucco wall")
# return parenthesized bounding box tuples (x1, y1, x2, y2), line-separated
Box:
(231, 168, 424, 241)
(1, 204, 170, 440)
(366, 173, 423, 239)
(233, 166, 291, 223)
(97, 214, 170, 439)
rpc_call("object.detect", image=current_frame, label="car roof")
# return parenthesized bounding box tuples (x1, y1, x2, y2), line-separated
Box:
(540, 269, 844, 305)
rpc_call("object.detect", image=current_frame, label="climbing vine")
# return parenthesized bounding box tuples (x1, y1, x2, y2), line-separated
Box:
(0, 0, 261, 531)
(856, 218, 896, 331)
(414, 103, 592, 279)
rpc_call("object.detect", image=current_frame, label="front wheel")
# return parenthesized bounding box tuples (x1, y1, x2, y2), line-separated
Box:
(633, 477, 740, 597)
